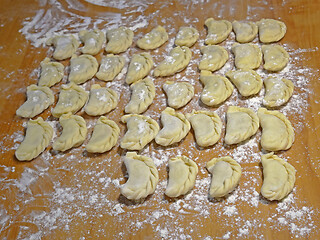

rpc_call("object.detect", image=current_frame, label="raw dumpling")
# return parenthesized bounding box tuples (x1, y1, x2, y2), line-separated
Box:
(258, 108, 294, 151)
(198, 45, 228, 72)
(38, 57, 64, 87)
(225, 106, 259, 145)
(121, 152, 159, 200)
(68, 54, 99, 84)
(232, 21, 258, 43)
(262, 45, 289, 72)
(154, 46, 192, 77)
(175, 26, 199, 47)
(163, 81, 194, 109)
(15, 117, 53, 161)
(84, 84, 118, 116)
(186, 110, 222, 147)
(155, 107, 190, 146)
(46, 35, 80, 60)
(232, 43, 262, 70)
(86, 116, 120, 153)
(79, 29, 105, 55)
(226, 70, 262, 97)
(136, 26, 168, 50)
(96, 54, 126, 81)
(206, 156, 241, 198)
(263, 76, 294, 108)
(165, 156, 198, 198)
(261, 152, 296, 201)
(105, 27, 133, 54)
(199, 70, 234, 106)
(52, 113, 87, 152)
(52, 82, 88, 118)
(125, 52, 153, 85)
(125, 78, 155, 114)
(120, 114, 159, 150)
(204, 18, 232, 45)
(257, 19, 287, 43)
(16, 85, 54, 118)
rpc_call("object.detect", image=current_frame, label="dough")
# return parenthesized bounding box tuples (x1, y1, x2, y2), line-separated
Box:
(232, 43, 262, 69)
(52, 113, 87, 152)
(262, 44, 289, 72)
(258, 108, 294, 151)
(15, 117, 53, 161)
(154, 46, 192, 77)
(174, 26, 199, 47)
(225, 106, 259, 145)
(79, 29, 105, 55)
(125, 52, 153, 85)
(84, 84, 118, 116)
(52, 82, 88, 118)
(261, 152, 296, 201)
(204, 18, 232, 45)
(155, 107, 190, 146)
(125, 78, 155, 114)
(121, 152, 159, 200)
(206, 156, 241, 198)
(199, 70, 233, 106)
(38, 57, 64, 87)
(105, 27, 133, 54)
(86, 116, 120, 153)
(46, 35, 80, 60)
(232, 21, 258, 43)
(186, 110, 222, 147)
(165, 156, 198, 198)
(263, 76, 294, 108)
(68, 54, 99, 84)
(96, 54, 126, 82)
(163, 81, 194, 109)
(121, 114, 159, 150)
(226, 69, 262, 97)
(16, 84, 54, 118)
(136, 26, 168, 50)
(257, 19, 287, 43)
(198, 45, 228, 72)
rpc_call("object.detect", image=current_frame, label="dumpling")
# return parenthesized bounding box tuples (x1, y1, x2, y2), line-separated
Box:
(263, 76, 294, 108)
(120, 114, 159, 150)
(52, 113, 87, 152)
(125, 52, 153, 85)
(15, 117, 53, 161)
(163, 81, 194, 109)
(174, 26, 199, 47)
(262, 45, 289, 72)
(79, 29, 105, 55)
(52, 82, 88, 118)
(225, 69, 262, 97)
(86, 116, 120, 153)
(38, 57, 64, 87)
(105, 27, 133, 54)
(258, 108, 294, 151)
(16, 85, 54, 118)
(261, 152, 296, 201)
(155, 107, 190, 146)
(84, 84, 118, 116)
(154, 46, 192, 77)
(125, 78, 155, 114)
(232, 21, 258, 43)
(136, 26, 168, 50)
(206, 156, 241, 198)
(165, 156, 198, 198)
(198, 45, 228, 72)
(232, 43, 262, 70)
(46, 35, 80, 60)
(186, 110, 222, 147)
(96, 54, 125, 82)
(204, 18, 232, 45)
(225, 106, 259, 145)
(257, 19, 287, 43)
(199, 70, 234, 106)
(68, 54, 99, 84)
(121, 152, 159, 200)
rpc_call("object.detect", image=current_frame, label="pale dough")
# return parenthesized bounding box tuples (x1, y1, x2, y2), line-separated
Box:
(79, 29, 105, 55)
(163, 81, 194, 109)
(125, 52, 153, 85)
(68, 54, 99, 84)
(46, 35, 80, 60)
(262, 44, 289, 72)
(105, 27, 133, 54)
(232, 21, 258, 43)
(96, 54, 126, 82)
(136, 26, 168, 50)
(175, 26, 199, 47)
(257, 19, 287, 43)
(199, 45, 228, 72)
(232, 43, 262, 70)
(38, 57, 64, 87)
(205, 18, 232, 45)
